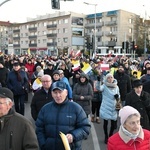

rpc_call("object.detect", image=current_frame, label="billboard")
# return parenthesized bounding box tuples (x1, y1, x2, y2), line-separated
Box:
(72, 17, 83, 26)
(72, 28, 84, 36)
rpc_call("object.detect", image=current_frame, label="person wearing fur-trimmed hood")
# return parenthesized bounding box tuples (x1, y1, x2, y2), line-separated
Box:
(96, 73, 120, 144)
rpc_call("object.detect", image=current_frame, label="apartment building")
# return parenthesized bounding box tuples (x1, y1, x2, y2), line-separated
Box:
(85, 9, 138, 56)
(0, 10, 144, 56)
(6, 12, 85, 56)
(0, 21, 12, 54)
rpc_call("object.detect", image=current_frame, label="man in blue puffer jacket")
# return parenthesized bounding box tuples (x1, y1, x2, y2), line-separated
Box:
(36, 81, 91, 150)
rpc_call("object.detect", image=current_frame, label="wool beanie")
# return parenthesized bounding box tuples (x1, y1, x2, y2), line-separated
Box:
(119, 106, 140, 125)
(105, 73, 114, 80)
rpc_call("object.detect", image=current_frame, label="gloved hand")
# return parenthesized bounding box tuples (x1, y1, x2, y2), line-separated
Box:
(114, 94, 119, 99)
(97, 76, 101, 81)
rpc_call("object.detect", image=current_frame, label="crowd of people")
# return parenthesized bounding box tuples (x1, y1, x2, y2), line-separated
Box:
(0, 52, 150, 149)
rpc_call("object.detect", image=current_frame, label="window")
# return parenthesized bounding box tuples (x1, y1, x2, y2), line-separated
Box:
(21, 41, 23, 44)
(43, 31, 47, 35)
(58, 38, 61, 42)
(58, 29, 61, 33)
(58, 20, 61, 24)
(63, 28, 68, 33)
(129, 28, 132, 33)
(63, 38, 68, 43)
(63, 19, 68, 24)
(25, 33, 28, 37)
(43, 39, 47, 43)
(25, 41, 28, 44)
(38, 39, 40, 43)
(44, 22, 47, 26)
(21, 33, 23, 37)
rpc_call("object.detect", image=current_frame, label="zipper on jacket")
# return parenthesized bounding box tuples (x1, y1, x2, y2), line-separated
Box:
(9, 131, 13, 150)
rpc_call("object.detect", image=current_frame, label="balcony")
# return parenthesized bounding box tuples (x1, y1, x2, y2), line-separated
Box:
(13, 36, 20, 40)
(28, 35, 37, 39)
(47, 33, 57, 38)
(47, 42, 57, 46)
(105, 20, 117, 26)
(105, 31, 117, 36)
(47, 24, 57, 29)
(29, 43, 37, 47)
(13, 29, 20, 33)
(107, 41, 116, 47)
(28, 27, 37, 32)
(13, 44, 20, 47)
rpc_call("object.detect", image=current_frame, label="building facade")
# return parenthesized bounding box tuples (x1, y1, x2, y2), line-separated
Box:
(0, 9, 148, 56)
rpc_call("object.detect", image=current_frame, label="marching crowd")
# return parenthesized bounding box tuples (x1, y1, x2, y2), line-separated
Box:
(0, 53, 150, 150)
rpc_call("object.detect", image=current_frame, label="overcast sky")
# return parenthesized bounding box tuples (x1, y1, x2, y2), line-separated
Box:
(0, 0, 149, 23)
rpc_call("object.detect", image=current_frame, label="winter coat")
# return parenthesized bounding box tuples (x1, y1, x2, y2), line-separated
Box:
(73, 73, 93, 115)
(0, 67, 9, 87)
(0, 109, 39, 150)
(60, 76, 73, 99)
(125, 90, 150, 130)
(96, 79, 120, 121)
(114, 71, 132, 101)
(36, 99, 91, 150)
(7, 69, 28, 95)
(31, 87, 53, 121)
(107, 127, 150, 150)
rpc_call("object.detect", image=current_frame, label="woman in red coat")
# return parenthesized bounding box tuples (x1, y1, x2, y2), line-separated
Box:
(107, 106, 150, 150)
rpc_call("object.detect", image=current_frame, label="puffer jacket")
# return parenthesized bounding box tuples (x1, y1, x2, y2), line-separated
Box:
(96, 79, 120, 121)
(108, 127, 150, 150)
(36, 99, 91, 150)
(73, 73, 93, 115)
(0, 109, 39, 150)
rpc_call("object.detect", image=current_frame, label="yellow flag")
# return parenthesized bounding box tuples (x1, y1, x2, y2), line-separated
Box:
(59, 132, 71, 150)
(27, 48, 31, 55)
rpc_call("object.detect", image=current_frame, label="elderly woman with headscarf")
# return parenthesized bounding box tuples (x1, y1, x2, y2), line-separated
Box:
(107, 106, 150, 150)
(96, 73, 120, 144)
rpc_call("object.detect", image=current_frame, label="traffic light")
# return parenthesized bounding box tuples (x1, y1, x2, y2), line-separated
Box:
(129, 41, 135, 50)
(122, 41, 129, 49)
(89, 42, 93, 49)
(51, 0, 60, 9)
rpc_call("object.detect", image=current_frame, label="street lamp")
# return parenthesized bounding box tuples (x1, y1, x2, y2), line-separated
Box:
(84, 2, 97, 57)
(0, 0, 11, 7)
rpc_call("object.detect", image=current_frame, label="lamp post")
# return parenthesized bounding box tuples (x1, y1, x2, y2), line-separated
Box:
(84, 2, 97, 57)
(0, 0, 11, 7)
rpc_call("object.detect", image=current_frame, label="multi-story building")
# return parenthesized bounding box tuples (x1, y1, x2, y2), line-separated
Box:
(9, 12, 85, 56)
(0, 21, 12, 54)
(85, 9, 138, 56)
(0, 9, 148, 56)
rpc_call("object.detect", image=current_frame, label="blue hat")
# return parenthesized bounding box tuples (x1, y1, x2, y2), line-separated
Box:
(51, 81, 67, 91)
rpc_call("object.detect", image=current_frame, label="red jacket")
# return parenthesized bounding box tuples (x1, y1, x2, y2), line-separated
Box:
(107, 128, 150, 150)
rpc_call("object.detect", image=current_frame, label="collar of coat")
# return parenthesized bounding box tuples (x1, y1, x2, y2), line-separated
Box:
(119, 126, 144, 146)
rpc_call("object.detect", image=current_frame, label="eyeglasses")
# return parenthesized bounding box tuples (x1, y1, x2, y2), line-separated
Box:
(41, 80, 51, 83)
(0, 101, 7, 105)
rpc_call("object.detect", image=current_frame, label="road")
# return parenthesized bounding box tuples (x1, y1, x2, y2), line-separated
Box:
(24, 93, 119, 150)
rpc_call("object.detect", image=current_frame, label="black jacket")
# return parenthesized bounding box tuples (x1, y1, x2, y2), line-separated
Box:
(31, 87, 53, 121)
(0, 67, 9, 87)
(114, 71, 132, 101)
(125, 90, 150, 130)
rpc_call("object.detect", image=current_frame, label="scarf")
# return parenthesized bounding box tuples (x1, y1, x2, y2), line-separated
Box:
(14, 69, 22, 82)
(104, 79, 117, 88)
(121, 125, 140, 139)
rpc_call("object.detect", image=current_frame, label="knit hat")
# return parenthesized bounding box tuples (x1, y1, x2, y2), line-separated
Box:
(119, 106, 140, 125)
(52, 70, 60, 76)
(37, 71, 44, 77)
(105, 73, 114, 80)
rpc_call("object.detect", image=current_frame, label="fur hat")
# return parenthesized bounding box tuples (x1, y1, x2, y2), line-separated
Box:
(119, 106, 140, 125)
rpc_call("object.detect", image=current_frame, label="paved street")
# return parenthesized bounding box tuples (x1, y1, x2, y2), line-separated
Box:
(24, 93, 119, 150)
